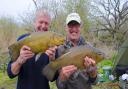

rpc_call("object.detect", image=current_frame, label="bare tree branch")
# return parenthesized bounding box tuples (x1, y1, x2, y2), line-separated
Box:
(92, 0, 128, 47)
(32, 0, 38, 10)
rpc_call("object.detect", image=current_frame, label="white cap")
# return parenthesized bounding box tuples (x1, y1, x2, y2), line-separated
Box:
(66, 13, 81, 25)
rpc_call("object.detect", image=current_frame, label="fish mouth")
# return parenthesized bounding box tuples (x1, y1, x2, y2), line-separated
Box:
(52, 32, 65, 46)
(56, 39, 65, 45)
(51, 37, 65, 46)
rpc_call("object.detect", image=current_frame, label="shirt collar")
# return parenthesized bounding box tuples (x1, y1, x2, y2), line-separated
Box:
(64, 36, 85, 49)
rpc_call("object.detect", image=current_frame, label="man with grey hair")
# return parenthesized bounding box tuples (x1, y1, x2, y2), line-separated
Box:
(7, 9, 57, 89)
(34, 9, 51, 32)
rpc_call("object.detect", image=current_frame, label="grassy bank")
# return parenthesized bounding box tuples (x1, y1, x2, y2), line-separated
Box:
(0, 72, 16, 89)
(0, 72, 58, 89)
(0, 72, 120, 89)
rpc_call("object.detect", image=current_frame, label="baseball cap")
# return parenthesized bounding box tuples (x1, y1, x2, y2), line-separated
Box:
(66, 13, 81, 25)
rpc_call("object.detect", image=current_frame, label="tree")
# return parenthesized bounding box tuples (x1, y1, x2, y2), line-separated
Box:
(91, 0, 128, 48)
(21, 0, 90, 35)
(0, 17, 18, 48)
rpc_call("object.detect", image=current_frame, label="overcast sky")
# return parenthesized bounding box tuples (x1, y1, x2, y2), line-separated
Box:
(0, 0, 35, 19)
(0, 0, 127, 22)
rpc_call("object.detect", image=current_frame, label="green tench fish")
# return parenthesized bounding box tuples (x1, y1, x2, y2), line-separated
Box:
(8, 31, 65, 61)
(43, 45, 105, 81)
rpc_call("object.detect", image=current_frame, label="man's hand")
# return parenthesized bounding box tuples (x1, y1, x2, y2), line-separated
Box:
(16, 45, 35, 65)
(59, 65, 77, 81)
(45, 46, 57, 61)
(11, 45, 34, 75)
(84, 56, 97, 78)
(84, 56, 96, 68)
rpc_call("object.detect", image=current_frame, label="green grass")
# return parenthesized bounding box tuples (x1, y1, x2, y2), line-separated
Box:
(49, 82, 57, 89)
(0, 72, 57, 89)
(0, 72, 119, 89)
(0, 72, 16, 89)
(97, 59, 113, 74)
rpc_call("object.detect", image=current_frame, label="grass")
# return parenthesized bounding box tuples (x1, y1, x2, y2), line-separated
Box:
(0, 72, 58, 89)
(50, 82, 57, 89)
(92, 83, 119, 89)
(0, 71, 120, 89)
(0, 72, 16, 89)
(0, 56, 120, 89)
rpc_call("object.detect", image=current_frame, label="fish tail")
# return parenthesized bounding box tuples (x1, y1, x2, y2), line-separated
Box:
(8, 44, 20, 61)
(8, 45, 15, 60)
(42, 64, 56, 81)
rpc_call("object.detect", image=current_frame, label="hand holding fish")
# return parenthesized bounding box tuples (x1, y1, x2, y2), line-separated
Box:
(59, 65, 77, 81)
(45, 46, 57, 61)
(11, 45, 35, 75)
(8, 31, 65, 61)
(84, 56, 97, 78)
(84, 56, 96, 68)
(16, 45, 35, 65)
(59, 56, 96, 81)
(43, 45, 103, 81)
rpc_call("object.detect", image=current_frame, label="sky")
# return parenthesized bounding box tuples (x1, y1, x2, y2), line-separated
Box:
(0, 0, 35, 21)
(0, 0, 127, 22)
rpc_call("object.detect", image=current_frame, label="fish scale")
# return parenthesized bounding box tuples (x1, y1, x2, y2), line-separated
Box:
(43, 45, 105, 81)
(8, 31, 65, 61)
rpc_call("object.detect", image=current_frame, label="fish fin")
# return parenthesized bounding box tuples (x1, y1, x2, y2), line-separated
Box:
(42, 64, 56, 81)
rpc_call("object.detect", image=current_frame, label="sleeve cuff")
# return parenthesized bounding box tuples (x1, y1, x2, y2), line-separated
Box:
(56, 76, 66, 89)
(7, 61, 17, 78)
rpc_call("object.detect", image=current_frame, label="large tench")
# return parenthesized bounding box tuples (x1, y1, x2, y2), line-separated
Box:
(8, 31, 65, 61)
(43, 45, 105, 81)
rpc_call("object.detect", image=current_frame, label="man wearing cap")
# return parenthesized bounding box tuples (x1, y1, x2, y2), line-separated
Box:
(7, 9, 57, 89)
(56, 13, 98, 89)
